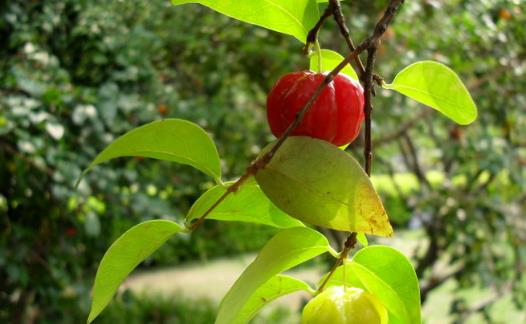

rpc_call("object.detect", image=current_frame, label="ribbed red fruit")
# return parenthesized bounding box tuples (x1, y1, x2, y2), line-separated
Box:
(266, 71, 365, 146)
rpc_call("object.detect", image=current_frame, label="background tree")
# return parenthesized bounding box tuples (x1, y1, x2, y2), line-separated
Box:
(0, 0, 524, 322)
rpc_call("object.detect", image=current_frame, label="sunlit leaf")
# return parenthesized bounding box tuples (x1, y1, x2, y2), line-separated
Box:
(357, 233, 369, 246)
(216, 227, 331, 324)
(171, 0, 319, 43)
(383, 61, 477, 125)
(234, 274, 313, 324)
(353, 245, 421, 324)
(255, 137, 393, 236)
(310, 49, 359, 81)
(87, 220, 184, 323)
(79, 119, 221, 184)
(187, 177, 304, 228)
(349, 261, 410, 323)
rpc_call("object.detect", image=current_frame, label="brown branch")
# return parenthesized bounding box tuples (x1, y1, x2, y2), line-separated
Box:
(2, 142, 54, 177)
(191, 1, 404, 239)
(190, 45, 369, 231)
(420, 264, 464, 302)
(373, 110, 432, 146)
(314, 0, 404, 293)
(329, 0, 365, 78)
(363, 47, 377, 176)
(402, 133, 432, 190)
(304, 5, 333, 55)
(317, 233, 357, 292)
(375, 155, 408, 201)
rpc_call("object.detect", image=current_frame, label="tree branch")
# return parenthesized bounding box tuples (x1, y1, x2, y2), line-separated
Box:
(304, 5, 333, 55)
(192, 0, 404, 239)
(190, 43, 369, 231)
(314, 0, 404, 293)
(329, 0, 365, 77)
(373, 110, 431, 146)
(363, 47, 377, 176)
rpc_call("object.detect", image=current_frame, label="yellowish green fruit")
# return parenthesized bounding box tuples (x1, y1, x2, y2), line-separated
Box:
(302, 286, 388, 324)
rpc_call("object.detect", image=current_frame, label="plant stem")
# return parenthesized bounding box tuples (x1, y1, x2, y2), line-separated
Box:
(315, 0, 404, 294)
(189, 0, 405, 233)
(315, 40, 323, 72)
(317, 233, 357, 292)
(189, 46, 366, 231)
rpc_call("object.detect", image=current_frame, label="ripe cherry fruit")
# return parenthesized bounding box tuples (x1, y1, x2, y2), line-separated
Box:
(266, 71, 364, 146)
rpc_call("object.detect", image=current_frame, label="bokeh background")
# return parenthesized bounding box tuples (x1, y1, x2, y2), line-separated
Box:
(1, 0, 525, 323)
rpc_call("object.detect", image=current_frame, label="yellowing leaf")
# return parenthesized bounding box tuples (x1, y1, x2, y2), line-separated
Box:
(255, 137, 392, 236)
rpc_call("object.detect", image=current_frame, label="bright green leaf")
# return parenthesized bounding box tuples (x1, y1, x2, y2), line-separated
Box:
(383, 61, 477, 125)
(234, 274, 313, 324)
(216, 227, 330, 324)
(80, 119, 221, 183)
(87, 220, 184, 323)
(319, 259, 412, 324)
(187, 177, 304, 228)
(357, 233, 369, 246)
(255, 137, 393, 236)
(310, 49, 359, 81)
(171, 0, 319, 43)
(353, 246, 421, 324)
(348, 261, 410, 323)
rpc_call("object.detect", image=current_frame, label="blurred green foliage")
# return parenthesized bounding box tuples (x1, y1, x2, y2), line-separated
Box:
(0, 0, 525, 322)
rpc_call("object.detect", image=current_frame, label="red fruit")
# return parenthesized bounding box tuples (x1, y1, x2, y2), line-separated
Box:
(266, 71, 364, 146)
(65, 227, 77, 237)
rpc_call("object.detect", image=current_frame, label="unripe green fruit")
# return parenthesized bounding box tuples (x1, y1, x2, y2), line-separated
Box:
(302, 286, 388, 324)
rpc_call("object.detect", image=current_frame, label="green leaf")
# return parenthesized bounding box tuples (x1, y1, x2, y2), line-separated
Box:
(171, 0, 319, 43)
(357, 233, 369, 246)
(187, 177, 304, 228)
(80, 119, 221, 183)
(348, 261, 410, 323)
(216, 227, 331, 324)
(255, 137, 393, 236)
(310, 49, 359, 81)
(319, 258, 413, 324)
(87, 220, 184, 323)
(353, 246, 421, 324)
(234, 274, 313, 324)
(383, 61, 477, 125)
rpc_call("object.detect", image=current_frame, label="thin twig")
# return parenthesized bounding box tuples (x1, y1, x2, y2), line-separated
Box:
(191, 0, 404, 236)
(190, 45, 368, 231)
(314, 0, 405, 293)
(329, 0, 366, 78)
(363, 47, 377, 176)
(304, 5, 334, 55)
(317, 233, 357, 292)
(373, 110, 432, 146)
(402, 133, 432, 190)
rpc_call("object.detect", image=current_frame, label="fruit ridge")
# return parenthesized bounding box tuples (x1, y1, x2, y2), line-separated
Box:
(266, 71, 365, 146)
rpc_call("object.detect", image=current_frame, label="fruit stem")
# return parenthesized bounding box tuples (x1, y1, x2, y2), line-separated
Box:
(316, 233, 357, 293)
(315, 40, 323, 72)
(188, 0, 404, 232)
